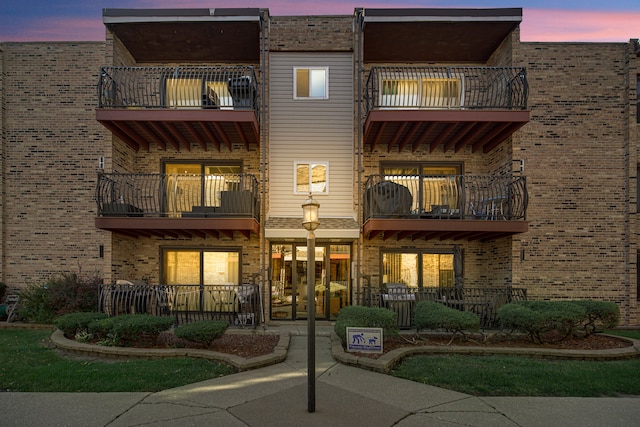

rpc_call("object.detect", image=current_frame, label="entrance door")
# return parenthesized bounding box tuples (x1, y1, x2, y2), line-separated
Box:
(270, 244, 350, 320)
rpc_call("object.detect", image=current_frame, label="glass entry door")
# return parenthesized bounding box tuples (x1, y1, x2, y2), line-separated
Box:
(271, 244, 350, 321)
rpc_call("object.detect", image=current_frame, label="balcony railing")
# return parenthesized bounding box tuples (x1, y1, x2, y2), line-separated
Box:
(364, 174, 527, 221)
(362, 285, 527, 329)
(364, 66, 528, 115)
(97, 172, 260, 219)
(99, 283, 262, 328)
(98, 66, 259, 113)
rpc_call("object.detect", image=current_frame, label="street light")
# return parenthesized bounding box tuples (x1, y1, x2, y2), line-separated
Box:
(302, 194, 320, 413)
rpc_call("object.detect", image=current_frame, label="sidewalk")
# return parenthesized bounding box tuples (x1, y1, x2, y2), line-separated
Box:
(1, 323, 640, 426)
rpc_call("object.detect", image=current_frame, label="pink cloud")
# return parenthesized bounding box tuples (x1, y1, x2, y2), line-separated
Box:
(522, 9, 640, 42)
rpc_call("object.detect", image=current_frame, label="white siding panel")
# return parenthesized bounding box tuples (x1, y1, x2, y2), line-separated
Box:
(269, 53, 354, 218)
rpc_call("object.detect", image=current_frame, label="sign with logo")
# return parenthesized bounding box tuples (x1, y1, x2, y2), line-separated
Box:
(346, 327, 383, 354)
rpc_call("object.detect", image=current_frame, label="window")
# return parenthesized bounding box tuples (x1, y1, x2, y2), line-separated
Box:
(294, 67, 328, 99)
(295, 162, 328, 194)
(382, 250, 456, 289)
(163, 248, 240, 286)
(382, 162, 461, 215)
(380, 76, 463, 108)
(164, 162, 242, 216)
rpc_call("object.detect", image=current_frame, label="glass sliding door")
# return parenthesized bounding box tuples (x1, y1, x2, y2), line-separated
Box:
(270, 243, 350, 320)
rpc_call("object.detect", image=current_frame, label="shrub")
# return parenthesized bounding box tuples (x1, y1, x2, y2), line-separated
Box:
(414, 301, 480, 337)
(334, 305, 398, 343)
(499, 300, 587, 343)
(88, 314, 174, 346)
(54, 312, 108, 336)
(18, 271, 102, 323)
(18, 283, 55, 323)
(569, 300, 620, 336)
(174, 320, 229, 346)
(0, 282, 6, 302)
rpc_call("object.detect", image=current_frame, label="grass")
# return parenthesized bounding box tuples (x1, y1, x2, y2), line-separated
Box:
(391, 329, 640, 397)
(0, 329, 234, 392)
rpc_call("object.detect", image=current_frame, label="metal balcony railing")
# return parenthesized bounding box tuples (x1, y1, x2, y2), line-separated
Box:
(362, 285, 527, 329)
(97, 173, 260, 220)
(98, 66, 259, 114)
(99, 283, 262, 328)
(364, 174, 527, 221)
(364, 66, 528, 115)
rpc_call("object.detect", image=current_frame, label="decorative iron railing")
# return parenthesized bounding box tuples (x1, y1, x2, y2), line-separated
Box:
(96, 172, 260, 219)
(364, 66, 528, 115)
(99, 283, 262, 328)
(98, 66, 259, 114)
(364, 174, 527, 221)
(362, 286, 527, 329)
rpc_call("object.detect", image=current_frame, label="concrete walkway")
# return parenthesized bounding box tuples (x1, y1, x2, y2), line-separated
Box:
(1, 323, 640, 426)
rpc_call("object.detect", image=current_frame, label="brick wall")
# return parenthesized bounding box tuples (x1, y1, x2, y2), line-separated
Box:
(0, 42, 109, 287)
(269, 16, 354, 52)
(515, 42, 638, 323)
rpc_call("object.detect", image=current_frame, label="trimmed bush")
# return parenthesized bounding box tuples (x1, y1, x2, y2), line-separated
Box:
(334, 305, 399, 343)
(174, 320, 229, 346)
(414, 301, 480, 335)
(498, 300, 587, 343)
(569, 300, 620, 336)
(54, 312, 108, 336)
(88, 314, 174, 346)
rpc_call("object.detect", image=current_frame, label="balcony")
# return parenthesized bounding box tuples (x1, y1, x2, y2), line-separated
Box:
(363, 174, 528, 241)
(95, 173, 260, 239)
(363, 66, 529, 153)
(96, 66, 260, 152)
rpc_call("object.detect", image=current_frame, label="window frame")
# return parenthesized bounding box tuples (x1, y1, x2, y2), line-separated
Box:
(161, 246, 242, 286)
(294, 161, 329, 195)
(293, 67, 329, 100)
(380, 248, 457, 289)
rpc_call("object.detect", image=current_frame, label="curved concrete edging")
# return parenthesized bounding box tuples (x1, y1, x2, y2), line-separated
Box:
(50, 329, 290, 372)
(50, 327, 640, 375)
(330, 332, 640, 374)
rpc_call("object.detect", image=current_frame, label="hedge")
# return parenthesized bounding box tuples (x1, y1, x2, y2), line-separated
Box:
(334, 306, 398, 343)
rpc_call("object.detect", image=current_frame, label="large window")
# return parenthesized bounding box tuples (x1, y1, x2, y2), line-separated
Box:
(164, 162, 242, 216)
(381, 77, 462, 108)
(294, 67, 328, 99)
(382, 162, 461, 215)
(295, 161, 328, 194)
(163, 248, 240, 285)
(382, 250, 456, 289)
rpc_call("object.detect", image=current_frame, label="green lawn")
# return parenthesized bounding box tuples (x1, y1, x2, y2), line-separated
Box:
(0, 329, 234, 392)
(391, 329, 640, 397)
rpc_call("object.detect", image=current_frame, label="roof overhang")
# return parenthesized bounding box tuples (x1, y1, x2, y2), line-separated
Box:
(103, 8, 262, 63)
(361, 8, 522, 63)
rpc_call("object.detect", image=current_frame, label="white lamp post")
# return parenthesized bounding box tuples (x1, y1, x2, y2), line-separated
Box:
(302, 194, 320, 413)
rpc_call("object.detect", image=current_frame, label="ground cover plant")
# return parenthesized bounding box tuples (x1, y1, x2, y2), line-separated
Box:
(0, 329, 234, 392)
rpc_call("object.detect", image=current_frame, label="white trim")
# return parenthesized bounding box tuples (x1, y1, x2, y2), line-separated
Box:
(265, 228, 360, 239)
(103, 16, 260, 24)
(293, 66, 329, 100)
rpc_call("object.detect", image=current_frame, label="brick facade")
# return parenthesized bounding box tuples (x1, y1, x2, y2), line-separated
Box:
(1, 10, 639, 325)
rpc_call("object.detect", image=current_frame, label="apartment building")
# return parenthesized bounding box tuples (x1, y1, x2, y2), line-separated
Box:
(1, 7, 638, 325)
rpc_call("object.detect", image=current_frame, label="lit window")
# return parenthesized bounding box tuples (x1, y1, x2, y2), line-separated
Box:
(294, 67, 328, 99)
(382, 250, 455, 288)
(295, 162, 328, 194)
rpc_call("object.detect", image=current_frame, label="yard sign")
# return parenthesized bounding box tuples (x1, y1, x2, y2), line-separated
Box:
(346, 327, 383, 354)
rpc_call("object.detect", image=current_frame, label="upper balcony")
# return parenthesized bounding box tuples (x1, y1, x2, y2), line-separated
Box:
(363, 66, 529, 153)
(96, 66, 260, 152)
(95, 172, 260, 239)
(363, 174, 528, 241)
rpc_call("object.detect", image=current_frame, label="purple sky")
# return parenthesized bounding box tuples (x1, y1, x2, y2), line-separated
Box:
(1, 1, 639, 43)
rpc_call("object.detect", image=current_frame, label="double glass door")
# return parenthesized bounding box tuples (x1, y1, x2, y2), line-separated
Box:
(271, 244, 350, 321)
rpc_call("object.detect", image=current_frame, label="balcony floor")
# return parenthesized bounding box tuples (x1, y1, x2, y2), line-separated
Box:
(364, 109, 529, 153)
(97, 109, 259, 152)
(95, 217, 259, 239)
(363, 218, 528, 241)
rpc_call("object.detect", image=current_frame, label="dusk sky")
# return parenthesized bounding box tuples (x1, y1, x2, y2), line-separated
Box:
(1, 0, 639, 43)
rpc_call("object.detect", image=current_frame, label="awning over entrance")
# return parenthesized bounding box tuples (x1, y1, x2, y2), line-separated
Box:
(265, 217, 359, 240)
